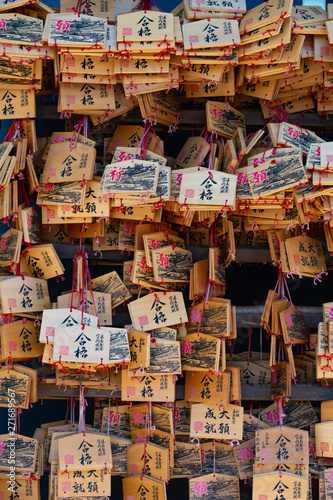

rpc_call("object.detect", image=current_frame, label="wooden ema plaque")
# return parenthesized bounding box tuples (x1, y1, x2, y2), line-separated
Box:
(190, 403, 243, 440)
(189, 473, 239, 500)
(0, 276, 50, 314)
(128, 292, 187, 332)
(121, 369, 175, 402)
(57, 432, 112, 471)
(181, 333, 220, 372)
(255, 426, 309, 464)
(53, 324, 110, 364)
(1, 318, 43, 359)
(127, 442, 169, 482)
(122, 475, 166, 500)
(184, 370, 230, 405)
(252, 472, 308, 500)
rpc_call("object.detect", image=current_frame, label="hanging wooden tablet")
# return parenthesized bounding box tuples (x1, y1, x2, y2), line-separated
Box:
(233, 437, 255, 480)
(0, 228, 22, 267)
(100, 160, 159, 196)
(285, 236, 326, 276)
(53, 324, 110, 364)
(19, 244, 65, 280)
(122, 474, 166, 500)
(118, 220, 136, 252)
(132, 252, 160, 289)
(252, 472, 308, 500)
(171, 441, 202, 478)
(187, 299, 231, 337)
(153, 327, 177, 341)
(20, 206, 40, 244)
(201, 441, 238, 477)
(111, 436, 132, 474)
(225, 365, 242, 404)
(57, 432, 112, 471)
(181, 333, 220, 372)
(143, 231, 184, 268)
(117, 11, 173, 42)
(174, 400, 190, 435)
(279, 307, 308, 344)
(152, 246, 192, 283)
(121, 369, 175, 402)
(255, 426, 309, 465)
(277, 122, 324, 156)
(0, 477, 39, 499)
(127, 328, 150, 370)
(1, 319, 43, 359)
(0, 89, 35, 119)
(0, 369, 30, 408)
(37, 181, 87, 206)
(271, 361, 291, 399)
(178, 170, 237, 207)
(190, 403, 243, 440)
(57, 466, 111, 498)
(0, 433, 38, 472)
(0, 276, 50, 314)
(141, 339, 181, 375)
(209, 247, 226, 286)
(315, 422, 333, 458)
(40, 148, 96, 184)
(206, 101, 245, 139)
(91, 271, 131, 309)
(151, 403, 173, 434)
(247, 156, 308, 200)
(189, 473, 239, 500)
(184, 370, 230, 406)
(39, 308, 97, 343)
(127, 442, 169, 481)
(128, 292, 187, 332)
(261, 400, 317, 429)
(101, 405, 130, 438)
(13, 364, 38, 404)
(182, 19, 240, 50)
(176, 137, 210, 168)
(93, 221, 119, 251)
(48, 13, 107, 46)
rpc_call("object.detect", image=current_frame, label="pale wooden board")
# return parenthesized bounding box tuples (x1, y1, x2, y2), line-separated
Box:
(190, 403, 243, 440)
(117, 11, 174, 42)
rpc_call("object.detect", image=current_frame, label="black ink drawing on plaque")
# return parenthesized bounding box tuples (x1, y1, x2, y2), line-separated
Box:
(175, 404, 190, 435)
(0, 372, 28, 407)
(152, 406, 172, 434)
(38, 181, 85, 205)
(0, 59, 33, 79)
(0, 16, 43, 44)
(275, 400, 317, 429)
(153, 328, 177, 341)
(49, 16, 106, 45)
(172, 443, 202, 477)
(92, 271, 131, 308)
(187, 303, 227, 337)
(103, 160, 159, 193)
(107, 328, 130, 363)
(202, 447, 238, 477)
(0, 435, 37, 471)
(182, 337, 218, 369)
(154, 248, 192, 282)
(156, 167, 170, 199)
(145, 341, 181, 374)
(190, 475, 239, 500)
(282, 310, 308, 343)
(101, 408, 131, 439)
(26, 211, 41, 244)
(149, 430, 172, 451)
(111, 437, 132, 474)
(248, 156, 307, 199)
(0, 231, 18, 264)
